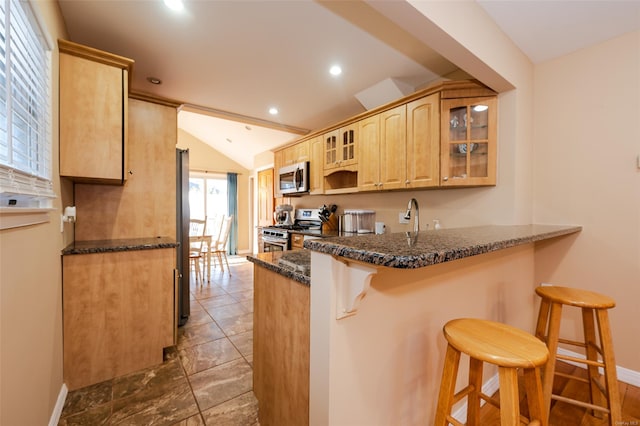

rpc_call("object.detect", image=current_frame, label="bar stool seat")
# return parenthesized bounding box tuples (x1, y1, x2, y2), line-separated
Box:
(435, 318, 549, 426)
(534, 285, 621, 425)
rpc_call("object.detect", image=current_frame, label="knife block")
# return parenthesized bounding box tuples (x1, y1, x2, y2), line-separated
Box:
(322, 213, 339, 232)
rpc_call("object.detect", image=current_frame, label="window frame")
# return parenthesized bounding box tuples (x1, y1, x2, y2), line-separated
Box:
(0, 0, 56, 230)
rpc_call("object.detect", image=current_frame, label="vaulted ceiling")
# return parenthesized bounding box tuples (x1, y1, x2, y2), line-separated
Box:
(57, 0, 640, 169)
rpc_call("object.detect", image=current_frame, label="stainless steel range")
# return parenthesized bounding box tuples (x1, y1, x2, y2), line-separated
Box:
(261, 208, 322, 252)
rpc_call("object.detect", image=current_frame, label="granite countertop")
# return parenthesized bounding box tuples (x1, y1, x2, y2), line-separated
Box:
(247, 250, 311, 286)
(62, 236, 179, 255)
(303, 224, 581, 269)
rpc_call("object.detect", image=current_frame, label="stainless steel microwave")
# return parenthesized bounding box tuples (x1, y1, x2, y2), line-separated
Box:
(278, 161, 309, 195)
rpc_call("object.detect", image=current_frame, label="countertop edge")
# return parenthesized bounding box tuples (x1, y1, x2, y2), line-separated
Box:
(247, 254, 311, 286)
(303, 224, 582, 269)
(62, 237, 179, 255)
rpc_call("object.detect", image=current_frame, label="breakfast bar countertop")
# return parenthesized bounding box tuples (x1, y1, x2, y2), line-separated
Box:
(247, 250, 311, 286)
(303, 224, 581, 269)
(247, 224, 581, 282)
(62, 236, 179, 255)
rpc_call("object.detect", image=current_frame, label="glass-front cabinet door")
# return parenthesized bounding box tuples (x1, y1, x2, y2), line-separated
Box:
(440, 96, 497, 186)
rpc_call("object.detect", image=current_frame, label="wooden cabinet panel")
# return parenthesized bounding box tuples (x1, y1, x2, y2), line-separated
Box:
(254, 266, 310, 426)
(324, 123, 358, 171)
(357, 105, 406, 191)
(74, 99, 177, 240)
(59, 40, 133, 184)
(440, 96, 497, 186)
(379, 105, 407, 190)
(406, 93, 440, 188)
(63, 248, 175, 390)
(309, 136, 324, 195)
(258, 168, 274, 227)
(290, 233, 304, 249)
(357, 115, 380, 191)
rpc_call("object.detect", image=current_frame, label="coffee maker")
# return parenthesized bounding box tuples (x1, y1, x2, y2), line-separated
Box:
(274, 204, 294, 226)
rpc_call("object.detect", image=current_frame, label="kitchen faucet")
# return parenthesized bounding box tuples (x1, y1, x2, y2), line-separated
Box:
(404, 198, 419, 234)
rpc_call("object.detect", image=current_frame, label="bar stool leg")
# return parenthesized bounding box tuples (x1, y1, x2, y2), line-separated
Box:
(596, 309, 622, 423)
(498, 367, 520, 426)
(541, 302, 563, 410)
(582, 307, 604, 417)
(466, 357, 483, 426)
(535, 298, 551, 341)
(434, 344, 462, 426)
(523, 367, 548, 426)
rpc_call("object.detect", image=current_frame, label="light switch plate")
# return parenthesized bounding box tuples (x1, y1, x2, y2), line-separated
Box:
(398, 212, 409, 224)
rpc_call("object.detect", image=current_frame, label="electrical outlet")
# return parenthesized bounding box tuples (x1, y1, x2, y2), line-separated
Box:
(398, 212, 410, 224)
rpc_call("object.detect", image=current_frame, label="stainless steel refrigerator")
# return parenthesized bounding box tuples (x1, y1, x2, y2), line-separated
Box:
(176, 148, 190, 326)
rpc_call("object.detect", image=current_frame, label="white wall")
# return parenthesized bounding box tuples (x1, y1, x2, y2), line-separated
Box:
(0, 1, 69, 424)
(533, 30, 640, 371)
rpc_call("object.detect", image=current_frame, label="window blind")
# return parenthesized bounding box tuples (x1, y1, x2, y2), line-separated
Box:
(0, 0, 55, 209)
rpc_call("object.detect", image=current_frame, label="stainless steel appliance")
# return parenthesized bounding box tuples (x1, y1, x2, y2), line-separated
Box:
(274, 204, 294, 226)
(278, 161, 309, 195)
(261, 208, 322, 252)
(176, 148, 190, 326)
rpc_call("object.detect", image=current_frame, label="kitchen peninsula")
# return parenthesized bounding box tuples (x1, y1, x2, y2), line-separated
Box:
(248, 224, 581, 426)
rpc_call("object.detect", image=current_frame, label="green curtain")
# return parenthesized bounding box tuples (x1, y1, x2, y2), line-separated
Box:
(227, 173, 238, 255)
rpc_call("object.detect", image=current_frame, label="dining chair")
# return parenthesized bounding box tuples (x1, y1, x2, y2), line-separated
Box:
(211, 215, 233, 275)
(188, 218, 207, 284)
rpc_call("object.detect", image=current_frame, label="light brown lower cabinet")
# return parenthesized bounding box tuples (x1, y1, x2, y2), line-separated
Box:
(253, 265, 310, 426)
(62, 248, 175, 390)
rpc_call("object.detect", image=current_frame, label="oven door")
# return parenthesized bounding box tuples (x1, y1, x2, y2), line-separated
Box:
(262, 236, 288, 252)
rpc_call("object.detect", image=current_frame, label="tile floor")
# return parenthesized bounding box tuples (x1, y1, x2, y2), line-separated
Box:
(59, 257, 258, 426)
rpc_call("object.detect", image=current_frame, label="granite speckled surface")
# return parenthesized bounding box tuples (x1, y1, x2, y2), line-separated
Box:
(303, 224, 581, 269)
(62, 236, 178, 255)
(246, 250, 310, 286)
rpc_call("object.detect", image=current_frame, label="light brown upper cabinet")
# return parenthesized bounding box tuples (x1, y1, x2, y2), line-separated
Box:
(323, 123, 358, 172)
(440, 96, 497, 187)
(406, 93, 440, 189)
(308, 136, 324, 195)
(59, 39, 134, 184)
(358, 105, 407, 191)
(282, 140, 310, 166)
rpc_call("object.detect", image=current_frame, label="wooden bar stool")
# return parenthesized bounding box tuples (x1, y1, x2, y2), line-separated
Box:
(534, 285, 621, 425)
(435, 318, 549, 426)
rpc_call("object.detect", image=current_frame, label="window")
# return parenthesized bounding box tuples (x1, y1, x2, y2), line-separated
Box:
(0, 0, 55, 223)
(189, 173, 227, 221)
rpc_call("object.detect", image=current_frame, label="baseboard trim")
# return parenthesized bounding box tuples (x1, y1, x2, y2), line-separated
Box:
(48, 383, 68, 426)
(449, 349, 640, 422)
(557, 347, 640, 387)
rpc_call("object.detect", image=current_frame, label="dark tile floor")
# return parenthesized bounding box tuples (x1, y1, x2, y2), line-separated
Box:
(59, 257, 258, 426)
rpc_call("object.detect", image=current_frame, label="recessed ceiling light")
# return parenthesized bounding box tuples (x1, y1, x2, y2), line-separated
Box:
(146, 76, 162, 85)
(329, 65, 342, 76)
(164, 0, 184, 12)
(269, 107, 279, 115)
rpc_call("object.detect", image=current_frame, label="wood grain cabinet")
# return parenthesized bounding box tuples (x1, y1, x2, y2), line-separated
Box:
(290, 233, 305, 249)
(440, 96, 497, 186)
(406, 93, 440, 189)
(308, 136, 324, 195)
(323, 123, 358, 171)
(358, 95, 440, 192)
(62, 248, 175, 390)
(59, 39, 134, 184)
(253, 265, 309, 426)
(358, 105, 407, 191)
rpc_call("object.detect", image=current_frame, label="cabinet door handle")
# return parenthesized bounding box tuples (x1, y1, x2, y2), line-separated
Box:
(405, 180, 410, 184)
(443, 176, 449, 181)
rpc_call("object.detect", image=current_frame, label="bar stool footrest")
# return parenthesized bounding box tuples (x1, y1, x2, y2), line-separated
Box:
(551, 393, 611, 414)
